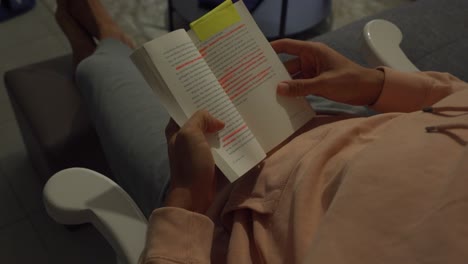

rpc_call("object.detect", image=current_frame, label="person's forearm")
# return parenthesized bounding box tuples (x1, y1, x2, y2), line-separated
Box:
(165, 188, 193, 210)
(370, 68, 468, 113)
(165, 186, 214, 214)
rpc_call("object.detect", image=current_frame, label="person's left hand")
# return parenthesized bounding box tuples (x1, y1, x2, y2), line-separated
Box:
(164, 110, 225, 214)
(271, 39, 384, 106)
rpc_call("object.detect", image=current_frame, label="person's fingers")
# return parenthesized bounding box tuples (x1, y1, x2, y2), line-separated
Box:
(165, 119, 179, 141)
(271, 38, 322, 56)
(283, 58, 301, 74)
(186, 110, 225, 133)
(271, 39, 306, 55)
(277, 76, 330, 97)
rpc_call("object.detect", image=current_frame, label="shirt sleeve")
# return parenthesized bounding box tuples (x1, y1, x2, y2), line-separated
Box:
(371, 67, 468, 113)
(140, 207, 215, 264)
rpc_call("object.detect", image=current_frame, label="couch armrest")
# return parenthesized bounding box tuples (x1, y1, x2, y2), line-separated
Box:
(362, 19, 419, 71)
(44, 168, 147, 264)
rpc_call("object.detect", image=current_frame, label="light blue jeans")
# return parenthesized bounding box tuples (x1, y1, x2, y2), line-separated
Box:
(76, 39, 171, 217)
(75, 39, 375, 217)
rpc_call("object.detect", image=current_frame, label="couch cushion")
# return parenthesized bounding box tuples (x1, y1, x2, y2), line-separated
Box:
(313, 0, 468, 82)
(5, 56, 88, 148)
(4, 55, 110, 181)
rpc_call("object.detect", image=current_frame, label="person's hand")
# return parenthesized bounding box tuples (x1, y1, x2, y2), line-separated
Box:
(271, 39, 385, 106)
(164, 110, 225, 213)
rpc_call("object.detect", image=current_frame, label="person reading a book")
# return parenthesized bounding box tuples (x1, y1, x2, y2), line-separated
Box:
(56, 0, 468, 263)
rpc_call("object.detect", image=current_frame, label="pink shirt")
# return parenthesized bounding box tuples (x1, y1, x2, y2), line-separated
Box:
(141, 68, 468, 263)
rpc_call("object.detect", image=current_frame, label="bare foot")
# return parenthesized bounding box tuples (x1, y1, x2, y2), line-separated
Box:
(55, 2, 96, 68)
(67, 0, 136, 48)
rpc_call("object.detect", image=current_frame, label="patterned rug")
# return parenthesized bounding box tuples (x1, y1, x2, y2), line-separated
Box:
(42, 0, 412, 45)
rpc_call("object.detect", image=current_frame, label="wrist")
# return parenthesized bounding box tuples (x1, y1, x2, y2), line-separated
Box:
(165, 186, 213, 214)
(165, 187, 193, 210)
(363, 68, 385, 105)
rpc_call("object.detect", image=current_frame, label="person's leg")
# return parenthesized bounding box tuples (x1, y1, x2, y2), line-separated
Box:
(76, 40, 170, 217)
(56, 0, 170, 216)
(55, 0, 95, 68)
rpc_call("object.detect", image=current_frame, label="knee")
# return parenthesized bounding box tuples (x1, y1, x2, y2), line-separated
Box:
(75, 54, 108, 90)
(76, 56, 93, 81)
(75, 54, 111, 98)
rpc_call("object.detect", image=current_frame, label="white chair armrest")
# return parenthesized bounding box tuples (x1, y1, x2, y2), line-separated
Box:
(43, 168, 147, 264)
(362, 19, 419, 72)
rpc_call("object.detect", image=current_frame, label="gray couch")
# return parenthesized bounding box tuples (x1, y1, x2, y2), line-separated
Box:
(4, 55, 111, 182)
(3, 0, 468, 182)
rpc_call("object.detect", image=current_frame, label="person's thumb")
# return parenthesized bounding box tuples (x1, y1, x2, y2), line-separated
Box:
(190, 110, 225, 134)
(277, 78, 322, 97)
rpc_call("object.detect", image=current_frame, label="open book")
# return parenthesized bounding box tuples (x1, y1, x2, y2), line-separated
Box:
(131, 0, 315, 182)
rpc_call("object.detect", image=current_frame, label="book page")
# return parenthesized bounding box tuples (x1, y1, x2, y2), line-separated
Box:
(131, 47, 187, 125)
(188, 1, 315, 153)
(136, 29, 266, 182)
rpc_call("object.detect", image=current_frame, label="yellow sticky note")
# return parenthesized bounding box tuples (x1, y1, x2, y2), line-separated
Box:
(190, 0, 241, 41)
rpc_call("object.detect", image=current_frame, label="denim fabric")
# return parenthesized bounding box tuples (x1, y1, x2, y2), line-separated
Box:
(76, 39, 171, 217)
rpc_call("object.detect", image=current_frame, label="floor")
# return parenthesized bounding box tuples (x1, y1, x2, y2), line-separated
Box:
(0, 1, 115, 263)
(40, 0, 413, 45)
(0, 0, 412, 263)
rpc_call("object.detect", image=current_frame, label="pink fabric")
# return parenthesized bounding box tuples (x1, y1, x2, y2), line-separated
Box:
(141, 68, 468, 263)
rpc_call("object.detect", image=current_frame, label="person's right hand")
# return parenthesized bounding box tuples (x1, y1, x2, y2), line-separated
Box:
(164, 110, 225, 213)
(271, 39, 385, 106)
